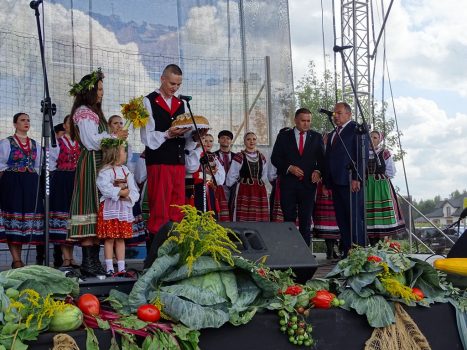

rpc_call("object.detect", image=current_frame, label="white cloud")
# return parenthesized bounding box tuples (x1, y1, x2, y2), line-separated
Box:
(391, 97, 467, 200)
(386, 1, 467, 96)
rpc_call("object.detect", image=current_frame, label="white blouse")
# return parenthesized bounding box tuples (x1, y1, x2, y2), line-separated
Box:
(73, 105, 110, 151)
(226, 151, 268, 187)
(133, 155, 147, 185)
(0, 137, 41, 173)
(96, 165, 139, 205)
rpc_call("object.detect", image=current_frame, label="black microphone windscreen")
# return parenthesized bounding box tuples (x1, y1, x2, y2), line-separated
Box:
(460, 207, 467, 220)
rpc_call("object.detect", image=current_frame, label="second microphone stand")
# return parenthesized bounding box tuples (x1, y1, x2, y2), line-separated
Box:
(184, 101, 217, 213)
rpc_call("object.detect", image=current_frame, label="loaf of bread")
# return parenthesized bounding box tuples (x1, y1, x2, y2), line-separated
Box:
(171, 113, 210, 129)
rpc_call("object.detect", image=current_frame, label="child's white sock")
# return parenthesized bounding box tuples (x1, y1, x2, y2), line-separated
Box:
(117, 260, 126, 272)
(105, 259, 114, 272)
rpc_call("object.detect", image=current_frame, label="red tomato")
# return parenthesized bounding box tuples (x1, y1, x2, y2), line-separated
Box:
(77, 294, 100, 316)
(137, 304, 161, 323)
(310, 290, 336, 309)
(412, 287, 424, 301)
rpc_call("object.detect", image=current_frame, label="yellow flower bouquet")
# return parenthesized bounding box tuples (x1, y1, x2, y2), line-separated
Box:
(121, 96, 149, 129)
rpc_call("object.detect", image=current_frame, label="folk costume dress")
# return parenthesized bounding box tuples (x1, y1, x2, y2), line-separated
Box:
(49, 135, 80, 244)
(366, 148, 405, 239)
(0, 135, 43, 245)
(96, 165, 139, 239)
(141, 90, 196, 234)
(267, 163, 284, 222)
(226, 151, 269, 222)
(133, 152, 150, 224)
(190, 150, 228, 221)
(69, 105, 110, 239)
(122, 144, 147, 247)
(214, 149, 236, 203)
(312, 181, 340, 240)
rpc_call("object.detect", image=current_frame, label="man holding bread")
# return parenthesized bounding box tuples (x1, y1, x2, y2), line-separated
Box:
(141, 64, 206, 241)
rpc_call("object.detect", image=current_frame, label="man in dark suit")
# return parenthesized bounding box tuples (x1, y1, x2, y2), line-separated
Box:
(214, 129, 236, 202)
(323, 102, 368, 256)
(271, 108, 324, 246)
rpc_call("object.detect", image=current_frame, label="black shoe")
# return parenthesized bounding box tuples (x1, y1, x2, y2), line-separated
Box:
(80, 246, 97, 277)
(53, 245, 63, 268)
(90, 245, 107, 276)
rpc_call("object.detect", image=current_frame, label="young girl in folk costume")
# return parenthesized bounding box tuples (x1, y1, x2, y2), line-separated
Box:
(49, 115, 80, 267)
(96, 138, 139, 276)
(197, 134, 228, 220)
(68, 68, 128, 276)
(108, 115, 147, 247)
(366, 130, 405, 245)
(313, 132, 340, 259)
(0, 113, 43, 268)
(226, 132, 269, 221)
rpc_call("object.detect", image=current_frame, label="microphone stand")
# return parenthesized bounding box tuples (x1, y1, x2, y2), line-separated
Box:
(31, 0, 57, 267)
(335, 46, 380, 247)
(184, 100, 217, 213)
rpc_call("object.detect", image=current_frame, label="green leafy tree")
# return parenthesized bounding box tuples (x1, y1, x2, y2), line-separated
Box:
(295, 60, 404, 160)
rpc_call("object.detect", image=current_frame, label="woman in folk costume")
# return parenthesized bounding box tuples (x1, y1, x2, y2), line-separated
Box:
(366, 130, 405, 245)
(107, 115, 147, 247)
(0, 113, 43, 268)
(313, 132, 340, 259)
(68, 68, 128, 276)
(49, 115, 80, 268)
(96, 138, 139, 276)
(198, 134, 228, 221)
(226, 132, 269, 222)
(268, 127, 292, 222)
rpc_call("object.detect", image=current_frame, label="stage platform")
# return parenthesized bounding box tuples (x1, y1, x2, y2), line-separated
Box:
(31, 303, 462, 350)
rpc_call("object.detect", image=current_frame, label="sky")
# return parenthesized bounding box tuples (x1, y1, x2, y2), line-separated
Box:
(289, 0, 467, 202)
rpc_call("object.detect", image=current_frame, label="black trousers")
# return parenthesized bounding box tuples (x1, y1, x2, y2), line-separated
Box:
(331, 184, 365, 255)
(280, 181, 316, 246)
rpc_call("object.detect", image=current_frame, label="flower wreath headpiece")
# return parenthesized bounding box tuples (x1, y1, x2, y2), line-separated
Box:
(69, 67, 104, 96)
(100, 137, 127, 150)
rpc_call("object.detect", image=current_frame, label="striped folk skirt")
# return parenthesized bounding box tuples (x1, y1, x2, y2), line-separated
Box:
(231, 179, 269, 222)
(313, 182, 340, 240)
(215, 185, 230, 222)
(49, 170, 76, 245)
(0, 171, 44, 245)
(366, 174, 406, 238)
(69, 148, 101, 239)
(269, 179, 284, 223)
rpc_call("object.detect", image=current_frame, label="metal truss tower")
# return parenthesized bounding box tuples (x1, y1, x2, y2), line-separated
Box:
(340, 0, 371, 121)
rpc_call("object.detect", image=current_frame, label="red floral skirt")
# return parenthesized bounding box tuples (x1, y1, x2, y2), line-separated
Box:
(97, 202, 133, 239)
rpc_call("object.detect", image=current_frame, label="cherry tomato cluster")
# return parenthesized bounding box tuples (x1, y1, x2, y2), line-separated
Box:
(278, 310, 313, 347)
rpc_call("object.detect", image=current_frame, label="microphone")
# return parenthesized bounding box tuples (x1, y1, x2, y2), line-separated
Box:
(318, 108, 334, 117)
(30, 0, 43, 9)
(460, 207, 467, 220)
(178, 94, 192, 102)
(333, 45, 353, 52)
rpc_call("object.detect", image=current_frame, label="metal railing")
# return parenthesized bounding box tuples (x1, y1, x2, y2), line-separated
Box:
(397, 193, 456, 255)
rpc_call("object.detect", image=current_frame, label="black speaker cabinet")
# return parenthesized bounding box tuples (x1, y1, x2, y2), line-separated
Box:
(220, 222, 319, 283)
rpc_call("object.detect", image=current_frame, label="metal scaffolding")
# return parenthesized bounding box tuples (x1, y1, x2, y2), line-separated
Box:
(340, 0, 371, 121)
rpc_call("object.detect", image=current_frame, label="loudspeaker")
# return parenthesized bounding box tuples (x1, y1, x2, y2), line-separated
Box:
(145, 221, 319, 283)
(220, 222, 319, 283)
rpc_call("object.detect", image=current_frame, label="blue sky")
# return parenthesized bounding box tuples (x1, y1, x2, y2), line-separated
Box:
(289, 0, 467, 201)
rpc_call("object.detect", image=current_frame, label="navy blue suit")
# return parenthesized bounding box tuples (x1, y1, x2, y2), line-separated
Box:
(271, 128, 324, 245)
(324, 121, 369, 254)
